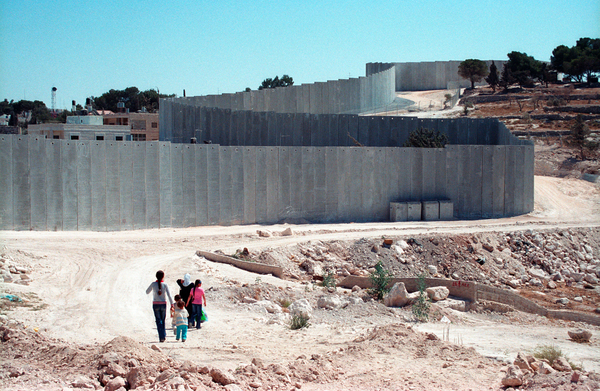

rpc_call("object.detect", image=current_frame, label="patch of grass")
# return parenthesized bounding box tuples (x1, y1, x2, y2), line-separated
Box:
(532, 345, 582, 370)
(278, 298, 292, 308)
(289, 314, 310, 330)
(321, 271, 336, 289)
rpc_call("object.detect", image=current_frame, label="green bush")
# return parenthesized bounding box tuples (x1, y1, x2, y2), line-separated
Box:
(321, 270, 336, 289)
(412, 273, 431, 322)
(532, 345, 581, 370)
(289, 314, 310, 330)
(368, 260, 394, 300)
(403, 127, 448, 148)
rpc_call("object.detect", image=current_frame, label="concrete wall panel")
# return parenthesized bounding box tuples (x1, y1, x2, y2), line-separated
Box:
(314, 147, 327, 220)
(504, 146, 517, 216)
(90, 141, 107, 231)
(132, 143, 147, 229)
(170, 144, 184, 227)
(76, 141, 92, 230)
(207, 145, 220, 225)
(325, 147, 339, 221)
(105, 142, 120, 231)
(278, 147, 291, 220)
(12, 137, 31, 230)
(481, 146, 494, 218)
(242, 147, 256, 224)
(158, 142, 172, 228)
(348, 148, 363, 221)
(144, 142, 160, 229)
(231, 147, 244, 225)
(301, 147, 315, 220)
(266, 147, 279, 223)
(254, 147, 268, 223)
(46, 140, 63, 231)
(118, 143, 133, 230)
(289, 147, 303, 219)
(523, 145, 534, 213)
(0, 136, 13, 230)
(219, 146, 233, 225)
(30, 137, 47, 230)
(492, 146, 506, 217)
(182, 144, 197, 227)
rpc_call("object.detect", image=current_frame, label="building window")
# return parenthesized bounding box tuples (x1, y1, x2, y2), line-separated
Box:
(132, 134, 146, 141)
(115, 136, 123, 141)
(71, 135, 79, 140)
(53, 135, 59, 139)
(151, 122, 158, 128)
(96, 135, 104, 141)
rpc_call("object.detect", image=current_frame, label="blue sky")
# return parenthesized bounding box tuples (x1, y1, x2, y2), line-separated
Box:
(1, 0, 598, 109)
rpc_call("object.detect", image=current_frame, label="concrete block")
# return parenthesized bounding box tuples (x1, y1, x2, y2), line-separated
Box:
(289, 147, 303, 219)
(422, 201, 440, 221)
(407, 201, 421, 221)
(439, 200, 454, 220)
(314, 147, 326, 220)
(390, 202, 408, 222)
(254, 147, 268, 223)
(266, 147, 279, 223)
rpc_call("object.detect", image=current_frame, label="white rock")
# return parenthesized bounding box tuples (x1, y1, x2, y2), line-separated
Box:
(502, 365, 524, 387)
(383, 282, 411, 307)
(397, 240, 409, 249)
(529, 278, 543, 287)
(427, 265, 437, 275)
(289, 299, 312, 319)
(392, 245, 404, 255)
(255, 300, 282, 314)
(529, 267, 547, 280)
(507, 280, 521, 288)
(568, 329, 592, 342)
(280, 227, 294, 236)
(257, 230, 272, 238)
(435, 298, 467, 312)
(571, 272, 585, 282)
(538, 362, 556, 374)
(425, 286, 449, 301)
(317, 295, 343, 310)
(584, 274, 598, 284)
(584, 244, 593, 254)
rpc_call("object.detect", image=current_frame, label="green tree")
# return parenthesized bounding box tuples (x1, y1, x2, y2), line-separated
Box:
(93, 87, 174, 113)
(499, 64, 516, 90)
(506, 51, 544, 87)
(571, 114, 591, 160)
(552, 38, 600, 83)
(485, 61, 500, 92)
(403, 127, 448, 148)
(368, 260, 394, 300)
(458, 59, 489, 89)
(258, 74, 294, 90)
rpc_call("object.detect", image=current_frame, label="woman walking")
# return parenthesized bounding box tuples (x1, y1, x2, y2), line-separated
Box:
(146, 270, 174, 342)
(176, 273, 195, 327)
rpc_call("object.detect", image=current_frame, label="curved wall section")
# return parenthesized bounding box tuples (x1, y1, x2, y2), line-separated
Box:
(367, 61, 507, 91)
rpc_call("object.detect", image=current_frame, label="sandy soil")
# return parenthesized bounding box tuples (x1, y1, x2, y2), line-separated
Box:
(1, 173, 600, 390)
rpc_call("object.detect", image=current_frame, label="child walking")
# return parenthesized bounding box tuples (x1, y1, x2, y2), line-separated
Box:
(173, 299, 189, 342)
(171, 294, 181, 334)
(187, 279, 207, 329)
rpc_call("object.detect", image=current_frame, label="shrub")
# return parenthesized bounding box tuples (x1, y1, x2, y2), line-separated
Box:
(412, 273, 431, 322)
(403, 127, 448, 148)
(289, 314, 310, 330)
(368, 260, 394, 300)
(321, 270, 336, 289)
(278, 298, 292, 308)
(532, 345, 581, 370)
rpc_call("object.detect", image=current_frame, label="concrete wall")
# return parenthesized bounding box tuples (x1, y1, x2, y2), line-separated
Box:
(160, 102, 531, 148)
(0, 134, 533, 230)
(366, 61, 507, 91)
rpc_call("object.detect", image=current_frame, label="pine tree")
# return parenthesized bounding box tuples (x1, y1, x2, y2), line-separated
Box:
(571, 115, 590, 160)
(485, 61, 500, 92)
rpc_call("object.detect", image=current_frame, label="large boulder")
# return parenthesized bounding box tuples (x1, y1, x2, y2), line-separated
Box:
(289, 299, 312, 319)
(513, 352, 532, 373)
(501, 365, 524, 387)
(210, 368, 237, 386)
(568, 329, 592, 343)
(425, 286, 449, 301)
(552, 357, 572, 372)
(383, 282, 410, 307)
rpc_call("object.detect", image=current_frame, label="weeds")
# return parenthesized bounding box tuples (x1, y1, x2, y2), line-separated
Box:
(289, 314, 310, 330)
(532, 345, 581, 370)
(278, 298, 292, 308)
(368, 260, 394, 300)
(321, 270, 336, 289)
(412, 273, 430, 322)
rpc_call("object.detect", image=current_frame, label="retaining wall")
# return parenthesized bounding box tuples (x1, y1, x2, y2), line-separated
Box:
(339, 276, 600, 326)
(0, 135, 533, 230)
(367, 61, 507, 91)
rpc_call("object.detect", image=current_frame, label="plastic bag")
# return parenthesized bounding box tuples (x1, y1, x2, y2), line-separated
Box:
(200, 308, 208, 322)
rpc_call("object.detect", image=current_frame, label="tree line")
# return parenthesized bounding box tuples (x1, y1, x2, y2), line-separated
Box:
(458, 37, 599, 91)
